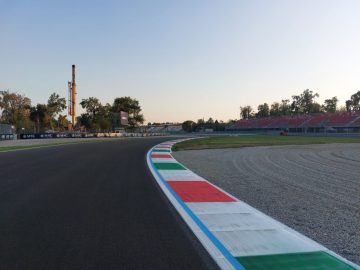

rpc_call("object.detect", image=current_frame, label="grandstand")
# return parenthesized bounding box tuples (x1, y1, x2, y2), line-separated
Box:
(227, 112, 360, 133)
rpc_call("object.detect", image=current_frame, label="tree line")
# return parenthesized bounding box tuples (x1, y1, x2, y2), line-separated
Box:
(0, 90, 144, 133)
(0, 90, 68, 133)
(182, 118, 228, 132)
(240, 89, 360, 119)
(78, 96, 144, 132)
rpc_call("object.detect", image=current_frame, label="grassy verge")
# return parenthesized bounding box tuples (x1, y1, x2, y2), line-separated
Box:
(172, 135, 360, 151)
(0, 139, 104, 152)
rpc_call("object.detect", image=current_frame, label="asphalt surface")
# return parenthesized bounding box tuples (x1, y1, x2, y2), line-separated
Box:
(0, 138, 219, 270)
(174, 144, 360, 265)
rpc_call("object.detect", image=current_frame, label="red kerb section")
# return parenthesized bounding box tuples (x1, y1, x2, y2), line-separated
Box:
(167, 181, 236, 202)
(151, 154, 173, 158)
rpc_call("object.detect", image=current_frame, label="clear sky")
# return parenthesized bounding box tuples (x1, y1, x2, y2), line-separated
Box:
(1, 0, 360, 123)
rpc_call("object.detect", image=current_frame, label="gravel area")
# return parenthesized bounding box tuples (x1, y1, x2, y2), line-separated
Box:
(173, 144, 360, 265)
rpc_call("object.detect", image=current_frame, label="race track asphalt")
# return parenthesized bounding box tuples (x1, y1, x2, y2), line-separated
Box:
(0, 138, 218, 270)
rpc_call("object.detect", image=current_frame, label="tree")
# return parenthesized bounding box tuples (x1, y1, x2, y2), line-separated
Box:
(256, 103, 270, 118)
(78, 113, 92, 130)
(112, 97, 144, 127)
(57, 114, 69, 131)
(182, 120, 196, 132)
(205, 117, 215, 129)
(346, 100, 352, 112)
(30, 104, 49, 132)
(206, 117, 214, 125)
(322, 96, 338, 113)
(48, 93, 66, 116)
(291, 89, 319, 114)
(280, 99, 291, 115)
(80, 97, 102, 117)
(240, 106, 253, 119)
(213, 119, 226, 131)
(47, 92, 66, 130)
(197, 119, 205, 125)
(195, 118, 205, 131)
(291, 94, 302, 114)
(302, 89, 320, 114)
(99, 103, 112, 118)
(270, 102, 281, 116)
(345, 91, 360, 112)
(79, 98, 113, 132)
(0, 90, 31, 130)
(227, 119, 236, 124)
(311, 102, 322, 113)
(97, 116, 111, 131)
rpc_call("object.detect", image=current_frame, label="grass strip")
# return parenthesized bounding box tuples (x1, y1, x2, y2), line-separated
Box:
(172, 135, 360, 151)
(0, 139, 111, 152)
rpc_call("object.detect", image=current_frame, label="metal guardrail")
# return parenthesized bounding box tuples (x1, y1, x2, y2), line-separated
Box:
(17, 132, 168, 140)
(19, 133, 96, 139)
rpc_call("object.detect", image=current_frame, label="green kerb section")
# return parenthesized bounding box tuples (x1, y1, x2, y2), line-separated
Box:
(152, 149, 171, 152)
(153, 163, 186, 170)
(236, 251, 356, 270)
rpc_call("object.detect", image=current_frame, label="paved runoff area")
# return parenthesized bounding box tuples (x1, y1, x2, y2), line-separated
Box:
(149, 140, 360, 270)
(173, 143, 360, 267)
(0, 138, 219, 270)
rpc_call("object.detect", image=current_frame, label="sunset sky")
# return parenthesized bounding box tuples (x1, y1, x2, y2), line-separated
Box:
(1, 0, 360, 123)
